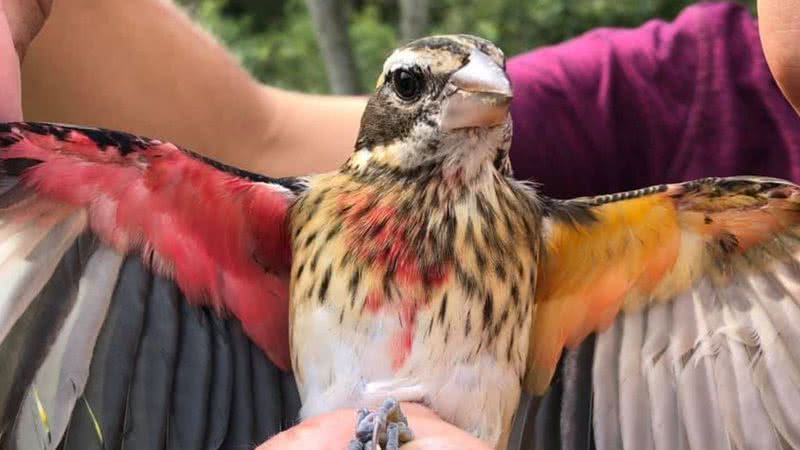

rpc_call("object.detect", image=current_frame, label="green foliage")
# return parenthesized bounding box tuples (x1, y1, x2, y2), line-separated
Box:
(178, 0, 756, 94)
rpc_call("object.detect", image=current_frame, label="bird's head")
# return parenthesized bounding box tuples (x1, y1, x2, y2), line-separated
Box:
(350, 34, 513, 181)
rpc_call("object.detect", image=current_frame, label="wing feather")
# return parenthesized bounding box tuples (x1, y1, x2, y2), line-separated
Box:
(0, 122, 306, 449)
(641, 302, 686, 450)
(590, 319, 622, 450)
(0, 122, 304, 370)
(13, 246, 123, 450)
(618, 311, 653, 450)
(531, 176, 800, 449)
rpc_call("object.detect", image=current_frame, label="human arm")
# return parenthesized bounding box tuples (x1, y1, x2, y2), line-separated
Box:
(505, 2, 800, 198)
(759, 0, 800, 114)
(21, 0, 363, 176)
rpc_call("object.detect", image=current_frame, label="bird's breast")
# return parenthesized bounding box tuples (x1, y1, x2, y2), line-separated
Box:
(287, 174, 541, 446)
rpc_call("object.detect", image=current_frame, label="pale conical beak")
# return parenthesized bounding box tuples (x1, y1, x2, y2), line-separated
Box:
(441, 50, 513, 131)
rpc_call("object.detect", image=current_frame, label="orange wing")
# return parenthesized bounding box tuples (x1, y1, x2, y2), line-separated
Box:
(527, 176, 800, 449)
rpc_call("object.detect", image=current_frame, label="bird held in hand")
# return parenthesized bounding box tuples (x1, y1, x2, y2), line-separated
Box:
(1, 35, 800, 450)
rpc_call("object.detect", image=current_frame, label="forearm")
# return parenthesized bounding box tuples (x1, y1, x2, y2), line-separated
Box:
(21, 0, 363, 176)
(758, 0, 800, 113)
(257, 87, 366, 175)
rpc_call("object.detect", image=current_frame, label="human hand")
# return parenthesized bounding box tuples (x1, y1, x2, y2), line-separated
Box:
(758, 0, 800, 113)
(0, 0, 52, 121)
(257, 403, 492, 450)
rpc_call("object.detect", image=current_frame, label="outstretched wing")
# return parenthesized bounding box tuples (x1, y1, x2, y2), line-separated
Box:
(0, 122, 306, 448)
(527, 176, 800, 450)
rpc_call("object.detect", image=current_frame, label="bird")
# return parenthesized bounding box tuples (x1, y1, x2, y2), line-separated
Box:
(0, 33, 799, 450)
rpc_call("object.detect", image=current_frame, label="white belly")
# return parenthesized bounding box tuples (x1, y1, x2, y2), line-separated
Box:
(291, 297, 527, 448)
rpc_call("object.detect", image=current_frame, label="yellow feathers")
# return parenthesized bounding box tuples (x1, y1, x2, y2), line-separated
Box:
(526, 177, 800, 395)
(527, 194, 680, 393)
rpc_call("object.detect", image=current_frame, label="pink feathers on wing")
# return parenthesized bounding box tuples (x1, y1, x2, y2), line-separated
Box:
(0, 124, 295, 370)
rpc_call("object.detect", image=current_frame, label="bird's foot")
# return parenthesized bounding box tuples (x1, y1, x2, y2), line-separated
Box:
(346, 398, 415, 450)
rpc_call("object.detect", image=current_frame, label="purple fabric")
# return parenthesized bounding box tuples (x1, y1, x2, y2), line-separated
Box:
(506, 1, 800, 199)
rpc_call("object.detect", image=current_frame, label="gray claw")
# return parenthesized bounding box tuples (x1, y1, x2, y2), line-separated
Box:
(347, 439, 364, 450)
(386, 423, 400, 450)
(380, 398, 408, 426)
(346, 397, 414, 450)
(356, 408, 370, 423)
(396, 422, 415, 442)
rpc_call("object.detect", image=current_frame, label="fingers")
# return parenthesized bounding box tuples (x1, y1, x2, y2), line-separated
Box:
(2, 0, 53, 59)
(256, 403, 492, 450)
(758, 0, 800, 113)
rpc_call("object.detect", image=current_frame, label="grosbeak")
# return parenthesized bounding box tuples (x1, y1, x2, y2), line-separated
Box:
(0, 35, 799, 450)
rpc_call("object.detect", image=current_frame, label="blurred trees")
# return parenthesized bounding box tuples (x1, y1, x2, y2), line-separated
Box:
(400, 0, 430, 41)
(177, 0, 756, 94)
(305, 0, 362, 93)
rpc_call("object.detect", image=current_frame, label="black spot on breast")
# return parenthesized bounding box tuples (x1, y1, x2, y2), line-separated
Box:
(325, 222, 342, 242)
(318, 266, 333, 304)
(369, 218, 387, 237)
(456, 265, 478, 297)
(494, 262, 506, 281)
(304, 231, 318, 248)
(348, 269, 362, 296)
(507, 332, 515, 362)
(438, 293, 448, 324)
(510, 283, 519, 307)
(476, 193, 496, 226)
(482, 293, 494, 330)
(310, 248, 322, 273)
(475, 250, 486, 272)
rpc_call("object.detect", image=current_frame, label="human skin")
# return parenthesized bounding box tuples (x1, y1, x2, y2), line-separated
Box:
(256, 403, 491, 450)
(758, 0, 800, 114)
(22, 0, 363, 177)
(0, 0, 51, 121)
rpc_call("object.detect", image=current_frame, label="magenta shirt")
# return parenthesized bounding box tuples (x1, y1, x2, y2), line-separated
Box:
(506, 1, 800, 199)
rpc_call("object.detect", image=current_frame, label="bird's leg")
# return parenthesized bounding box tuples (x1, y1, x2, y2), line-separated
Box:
(345, 398, 415, 450)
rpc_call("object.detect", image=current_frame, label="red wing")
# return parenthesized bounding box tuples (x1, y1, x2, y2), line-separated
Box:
(0, 122, 305, 370)
(0, 122, 308, 447)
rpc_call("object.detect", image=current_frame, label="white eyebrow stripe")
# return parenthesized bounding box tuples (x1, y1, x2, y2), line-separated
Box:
(382, 50, 425, 73)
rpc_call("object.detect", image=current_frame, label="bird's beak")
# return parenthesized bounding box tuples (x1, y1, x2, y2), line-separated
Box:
(441, 50, 513, 131)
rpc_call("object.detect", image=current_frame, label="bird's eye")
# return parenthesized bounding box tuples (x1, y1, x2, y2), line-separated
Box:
(391, 68, 424, 101)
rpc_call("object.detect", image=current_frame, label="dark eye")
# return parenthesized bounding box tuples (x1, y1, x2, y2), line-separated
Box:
(391, 68, 424, 101)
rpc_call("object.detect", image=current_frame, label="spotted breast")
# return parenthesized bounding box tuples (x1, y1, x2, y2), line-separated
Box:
(288, 162, 541, 449)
